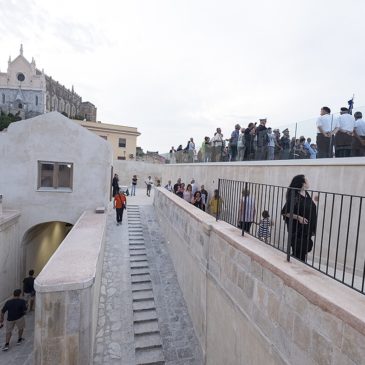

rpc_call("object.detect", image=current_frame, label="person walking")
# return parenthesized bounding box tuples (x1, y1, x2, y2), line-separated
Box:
(145, 176, 153, 197)
(113, 189, 127, 225)
(281, 175, 317, 262)
(0, 289, 27, 351)
(112, 173, 119, 197)
(208, 189, 224, 218)
(131, 175, 137, 196)
(239, 189, 256, 232)
(22, 270, 35, 312)
(211, 128, 224, 162)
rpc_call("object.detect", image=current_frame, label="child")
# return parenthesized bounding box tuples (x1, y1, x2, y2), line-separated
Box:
(257, 210, 272, 242)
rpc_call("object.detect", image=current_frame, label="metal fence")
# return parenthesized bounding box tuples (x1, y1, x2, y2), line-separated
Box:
(217, 178, 365, 295)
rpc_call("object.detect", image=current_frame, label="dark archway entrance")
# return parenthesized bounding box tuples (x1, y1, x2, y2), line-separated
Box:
(22, 221, 73, 276)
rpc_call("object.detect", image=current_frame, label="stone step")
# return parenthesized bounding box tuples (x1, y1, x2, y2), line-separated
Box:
(134, 332, 162, 350)
(130, 257, 148, 262)
(129, 247, 146, 251)
(129, 243, 146, 246)
(135, 347, 164, 365)
(132, 290, 154, 301)
(133, 299, 156, 311)
(131, 282, 153, 291)
(130, 262, 149, 269)
(130, 252, 147, 256)
(131, 274, 151, 283)
(131, 268, 150, 276)
(134, 309, 157, 322)
(134, 319, 160, 335)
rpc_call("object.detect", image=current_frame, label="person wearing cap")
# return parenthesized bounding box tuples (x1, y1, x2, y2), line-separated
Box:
(333, 107, 354, 157)
(316, 106, 337, 158)
(352, 111, 365, 157)
(229, 123, 241, 161)
(280, 129, 291, 160)
(255, 119, 268, 160)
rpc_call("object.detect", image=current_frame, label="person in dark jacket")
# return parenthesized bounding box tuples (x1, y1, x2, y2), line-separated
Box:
(112, 174, 119, 196)
(281, 175, 317, 261)
(0, 289, 27, 351)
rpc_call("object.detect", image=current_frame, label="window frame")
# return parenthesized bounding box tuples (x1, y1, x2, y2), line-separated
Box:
(37, 161, 73, 192)
(118, 138, 126, 148)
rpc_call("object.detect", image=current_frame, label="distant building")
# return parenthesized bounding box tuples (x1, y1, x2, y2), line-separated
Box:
(73, 119, 141, 161)
(0, 45, 97, 121)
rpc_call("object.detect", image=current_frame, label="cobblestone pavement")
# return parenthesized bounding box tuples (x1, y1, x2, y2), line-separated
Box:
(94, 188, 203, 364)
(0, 311, 34, 365)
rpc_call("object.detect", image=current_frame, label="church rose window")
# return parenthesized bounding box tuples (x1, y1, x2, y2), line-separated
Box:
(17, 73, 25, 82)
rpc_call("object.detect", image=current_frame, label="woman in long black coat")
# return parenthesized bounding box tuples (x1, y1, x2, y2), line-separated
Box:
(281, 175, 317, 261)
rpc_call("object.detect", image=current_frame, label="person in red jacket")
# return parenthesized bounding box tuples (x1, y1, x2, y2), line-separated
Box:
(113, 189, 127, 225)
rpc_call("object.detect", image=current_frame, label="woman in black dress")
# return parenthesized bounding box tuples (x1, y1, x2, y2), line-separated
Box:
(281, 175, 317, 261)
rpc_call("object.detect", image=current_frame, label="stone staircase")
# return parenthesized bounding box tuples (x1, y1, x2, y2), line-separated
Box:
(128, 206, 165, 365)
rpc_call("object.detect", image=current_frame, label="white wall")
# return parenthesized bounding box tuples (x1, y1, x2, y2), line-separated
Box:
(0, 112, 112, 289)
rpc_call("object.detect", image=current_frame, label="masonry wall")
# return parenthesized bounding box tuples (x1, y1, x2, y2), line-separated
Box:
(113, 160, 164, 188)
(34, 210, 106, 365)
(154, 187, 365, 365)
(0, 211, 21, 303)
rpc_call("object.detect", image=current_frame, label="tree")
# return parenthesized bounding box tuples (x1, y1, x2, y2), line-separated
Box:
(0, 111, 22, 131)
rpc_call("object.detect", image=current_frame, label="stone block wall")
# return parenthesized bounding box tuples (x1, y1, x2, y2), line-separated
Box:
(0, 210, 21, 303)
(154, 187, 365, 365)
(34, 210, 106, 365)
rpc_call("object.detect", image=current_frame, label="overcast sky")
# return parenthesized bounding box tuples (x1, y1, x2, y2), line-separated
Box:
(1, 0, 365, 152)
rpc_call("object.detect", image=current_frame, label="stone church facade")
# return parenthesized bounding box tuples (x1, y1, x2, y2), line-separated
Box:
(0, 45, 97, 121)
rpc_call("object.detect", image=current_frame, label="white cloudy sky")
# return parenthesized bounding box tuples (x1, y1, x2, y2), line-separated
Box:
(1, 0, 365, 152)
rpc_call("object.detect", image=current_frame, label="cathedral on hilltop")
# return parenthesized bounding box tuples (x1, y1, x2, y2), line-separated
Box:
(0, 45, 97, 121)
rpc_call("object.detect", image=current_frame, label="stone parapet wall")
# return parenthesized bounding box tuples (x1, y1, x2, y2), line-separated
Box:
(34, 210, 107, 365)
(154, 187, 365, 365)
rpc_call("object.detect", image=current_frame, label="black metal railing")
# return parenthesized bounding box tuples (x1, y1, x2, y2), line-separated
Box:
(217, 178, 365, 294)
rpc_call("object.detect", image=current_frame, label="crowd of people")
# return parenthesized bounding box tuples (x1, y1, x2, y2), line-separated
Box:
(168, 107, 365, 163)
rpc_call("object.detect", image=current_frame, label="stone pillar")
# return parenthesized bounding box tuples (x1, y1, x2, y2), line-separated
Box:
(0, 194, 3, 216)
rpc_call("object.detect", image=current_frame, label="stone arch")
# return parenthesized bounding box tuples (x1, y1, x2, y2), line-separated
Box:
(21, 221, 73, 276)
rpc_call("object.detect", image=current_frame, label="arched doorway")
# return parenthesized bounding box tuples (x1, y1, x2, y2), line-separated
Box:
(22, 221, 73, 276)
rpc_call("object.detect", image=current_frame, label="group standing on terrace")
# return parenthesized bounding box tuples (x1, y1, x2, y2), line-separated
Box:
(168, 106, 365, 163)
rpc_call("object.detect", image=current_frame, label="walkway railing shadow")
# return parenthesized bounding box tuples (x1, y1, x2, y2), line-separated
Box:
(217, 178, 365, 295)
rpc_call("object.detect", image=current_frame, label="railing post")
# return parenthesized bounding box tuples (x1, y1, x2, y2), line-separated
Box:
(242, 182, 248, 236)
(216, 179, 221, 222)
(287, 188, 295, 262)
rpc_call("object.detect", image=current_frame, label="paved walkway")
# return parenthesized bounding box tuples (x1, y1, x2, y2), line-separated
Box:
(94, 188, 203, 364)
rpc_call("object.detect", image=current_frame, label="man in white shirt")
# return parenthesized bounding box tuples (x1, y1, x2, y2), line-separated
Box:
(211, 128, 224, 162)
(334, 107, 354, 158)
(145, 176, 153, 197)
(187, 138, 195, 163)
(316, 106, 337, 158)
(352, 111, 365, 157)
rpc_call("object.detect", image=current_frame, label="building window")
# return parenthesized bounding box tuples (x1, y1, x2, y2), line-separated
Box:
(35, 95, 38, 106)
(38, 161, 73, 191)
(119, 138, 126, 148)
(18, 103, 23, 109)
(117, 156, 126, 160)
(17, 73, 25, 82)
(100, 135, 107, 140)
(1, 94, 4, 104)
